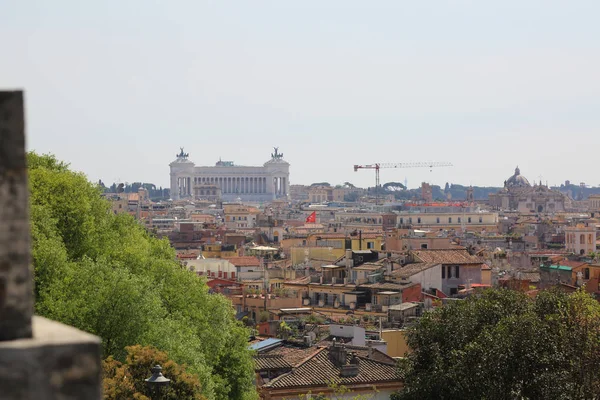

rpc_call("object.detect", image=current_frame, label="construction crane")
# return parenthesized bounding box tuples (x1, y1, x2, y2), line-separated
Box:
(353, 161, 453, 205)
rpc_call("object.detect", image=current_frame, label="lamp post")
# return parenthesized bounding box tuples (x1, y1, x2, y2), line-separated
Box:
(145, 364, 170, 400)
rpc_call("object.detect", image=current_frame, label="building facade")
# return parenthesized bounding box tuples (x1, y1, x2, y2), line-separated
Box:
(489, 166, 566, 212)
(565, 225, 597, 256)
(169, 147, 290, 202)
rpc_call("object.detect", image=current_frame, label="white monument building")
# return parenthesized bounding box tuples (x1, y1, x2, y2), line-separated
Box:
(169, 147, 290, 202)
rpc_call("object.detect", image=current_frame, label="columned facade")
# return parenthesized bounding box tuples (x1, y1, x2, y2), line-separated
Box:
(169, 148, 290, 202)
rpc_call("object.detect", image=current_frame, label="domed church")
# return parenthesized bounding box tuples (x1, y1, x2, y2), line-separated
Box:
(489, 167, 566, 212)
(505, 166, 530, 188)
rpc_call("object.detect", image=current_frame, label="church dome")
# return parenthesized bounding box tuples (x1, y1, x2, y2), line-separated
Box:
(505, 166, 531, 188)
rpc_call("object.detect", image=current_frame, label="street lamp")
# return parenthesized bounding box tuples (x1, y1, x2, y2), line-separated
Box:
(145, 364, 170, 399)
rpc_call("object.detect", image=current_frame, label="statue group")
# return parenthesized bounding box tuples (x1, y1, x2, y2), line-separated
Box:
(177, 147, 189, 159)
(271, 147, 284, 160)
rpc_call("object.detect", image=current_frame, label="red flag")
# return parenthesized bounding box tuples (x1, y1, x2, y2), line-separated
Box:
(306, 211, 316, 223)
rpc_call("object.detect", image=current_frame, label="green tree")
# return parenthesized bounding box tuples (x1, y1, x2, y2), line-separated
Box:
(28, 153, 257, 400)
(343, 192, 360, 202)
(398, 288, 600, 400)
(103, 345, 206, 400)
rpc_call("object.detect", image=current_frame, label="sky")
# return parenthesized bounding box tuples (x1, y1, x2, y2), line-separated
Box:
(2, 1, 599, 190)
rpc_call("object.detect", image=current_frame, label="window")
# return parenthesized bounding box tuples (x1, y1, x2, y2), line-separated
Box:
(409, 217, 413, 224)
(442, 265, 446, 279)
(417, 217, 421, 224)
(448, 217, 452, 223)
(585, 268, 590, 280)
(400, 218, 403, 224)
(447, 266, 452, 279)
(455, 266, 460, 279)
(421, 243, 428, 249)
(458, 217, 461, 223)
(367, 242, 374, 249)
(450, 287, 458, 296)
(479, 217, 483, 223)
(468, 217, 472, 223)
(436, 217, 440, 223)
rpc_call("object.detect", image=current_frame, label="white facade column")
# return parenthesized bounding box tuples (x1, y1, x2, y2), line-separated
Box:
(268, 176, 275, 198)
(170, 174, 178, 200)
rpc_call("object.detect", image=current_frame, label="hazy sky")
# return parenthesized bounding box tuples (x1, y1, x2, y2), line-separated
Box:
(2, 1, 599, 189)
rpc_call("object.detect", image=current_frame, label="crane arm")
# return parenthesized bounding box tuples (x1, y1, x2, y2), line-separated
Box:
(377, 161, 453, 169)
(354, 162, 452, 171)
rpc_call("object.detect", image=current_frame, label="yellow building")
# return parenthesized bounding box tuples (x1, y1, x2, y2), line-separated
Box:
(200, 243, 238, 258)
(289, 233, 384, 265)
(381, 329, 411, 358)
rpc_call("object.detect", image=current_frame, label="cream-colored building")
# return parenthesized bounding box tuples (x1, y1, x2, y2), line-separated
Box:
(516, 184, 566, 213)
(308, 186, 331, 203)
(565, 225, 597, 255)
(589, 194, 600, 217)
(397, 211, 498, 231)
(169, 147, 290, 202)
(223, 204, 259, 229)
(489, 167, 566, 212)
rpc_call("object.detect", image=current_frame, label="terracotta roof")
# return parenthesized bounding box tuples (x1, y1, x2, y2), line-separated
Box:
(264, 346, 400, 389)
(557, 260, 588, 269)
(390, 263, 439, 279)
(313, 343, 397, 365)
(353, 264, 384, 271)
(520, 272, 541, 283)
(261, 344, 321, 367)
(309, 233, 382, 239)
(223, 256, 261, 266)
(360, 281, 418, 290)
(254, 354, 293, 371)
(412, 249, 483, 265)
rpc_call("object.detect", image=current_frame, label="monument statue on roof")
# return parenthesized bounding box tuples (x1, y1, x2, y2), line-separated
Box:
(271, 147, 284, 160)
(177, 147, 189, 159)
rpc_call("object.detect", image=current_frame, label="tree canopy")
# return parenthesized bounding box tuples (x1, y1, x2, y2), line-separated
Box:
(398, 288, 600, 400)
(28, 153, 256, 400)
(103, 345, 206, 400)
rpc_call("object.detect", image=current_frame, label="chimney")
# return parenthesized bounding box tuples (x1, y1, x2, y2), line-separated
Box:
(329, 340, 347, 368)
(340, 352, 360, 377)
(367, 340, 373, 358)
